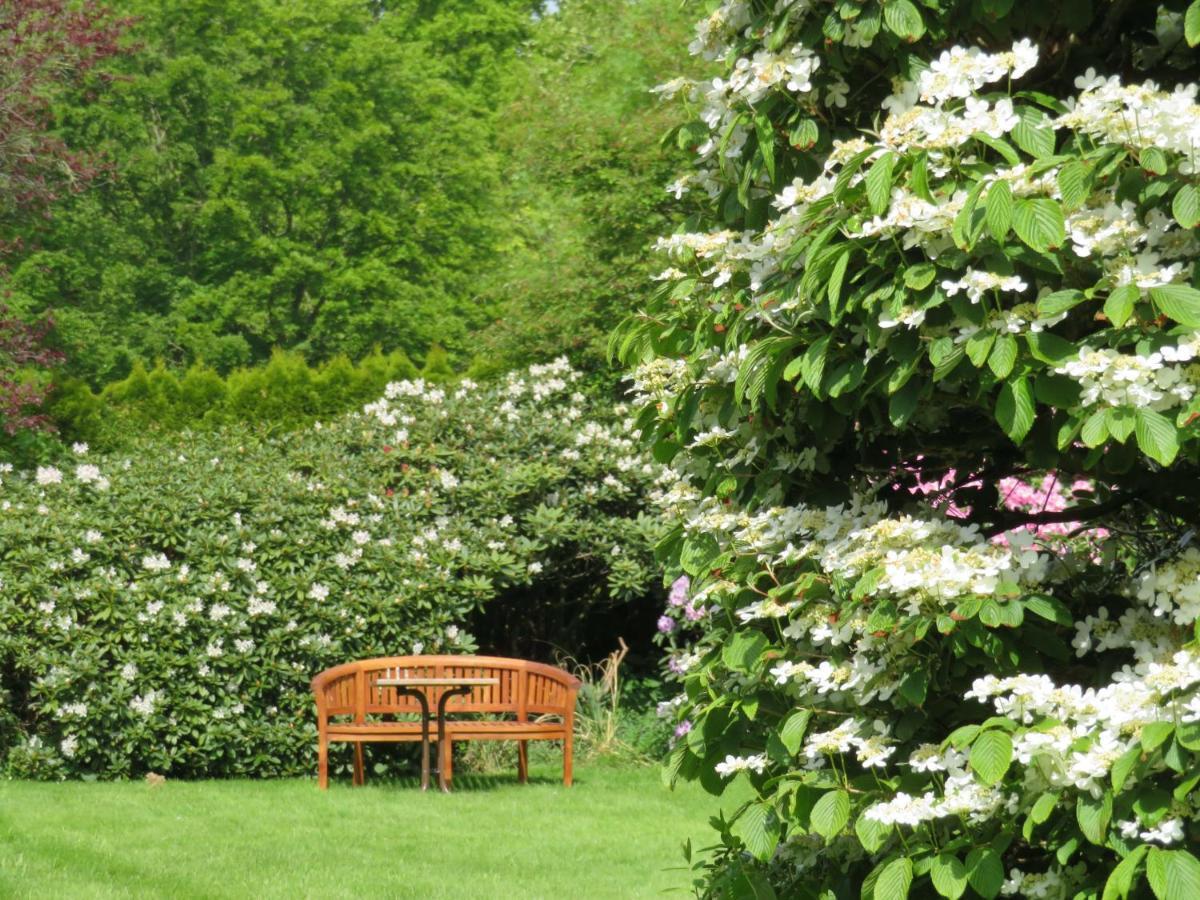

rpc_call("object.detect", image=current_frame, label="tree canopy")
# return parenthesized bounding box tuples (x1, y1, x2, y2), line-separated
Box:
(4, 0, 536, 382)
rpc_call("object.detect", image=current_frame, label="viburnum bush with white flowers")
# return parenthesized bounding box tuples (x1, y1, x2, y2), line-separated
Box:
(0, 359, 663, 779)
(617, 2, 1200, 898)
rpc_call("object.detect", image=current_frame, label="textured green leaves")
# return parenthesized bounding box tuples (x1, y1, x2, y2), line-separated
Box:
(1104, 284, 1139, 327)
(1174, 184, 1200, 229)
(873, 858, 913, 900)
(1135, 408, 1180, 466)
(1012, 199, 1065, 252)
(779, 710, 811, 755)
(995, 377, 1035, 443)
(883, 0, 925, 41)
(1150, 284, 1200, 327)
(733, 801, 780, 860)
(966, 848, 1004, 899)
(866, 152, 898, 216)
(1077, 791, 1113, 844)
(970, 730, 1013, 785)
(930, 854, 968, 899)
(722, 630, 768, 672)
(985, 181, 1013, 241)
(810, 789, 850, 840)
(1147, 848, 1200, 900)
(1188, 0, 1200, 46)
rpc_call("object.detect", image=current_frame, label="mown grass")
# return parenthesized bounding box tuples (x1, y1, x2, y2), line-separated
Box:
(0, 762, 738, 899)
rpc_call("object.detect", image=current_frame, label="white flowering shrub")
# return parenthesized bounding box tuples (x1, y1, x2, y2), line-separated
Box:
(618, 2, 1200, 898)
(0, 360, 662, 778)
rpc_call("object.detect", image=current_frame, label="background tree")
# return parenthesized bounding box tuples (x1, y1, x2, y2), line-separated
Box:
(1, 0, 535, 383)
(0, 0, 128, 448)
(470, 0, 704, 376)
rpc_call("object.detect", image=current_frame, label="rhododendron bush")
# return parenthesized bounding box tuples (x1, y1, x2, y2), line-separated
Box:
(617, 2, 1200, 897)
(0, 360, 662, 778)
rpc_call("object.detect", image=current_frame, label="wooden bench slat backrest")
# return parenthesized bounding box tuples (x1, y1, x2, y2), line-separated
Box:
(311, 655, 580, 724)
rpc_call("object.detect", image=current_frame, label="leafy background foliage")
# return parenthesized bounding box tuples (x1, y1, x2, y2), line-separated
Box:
(0, 362, 662, 778)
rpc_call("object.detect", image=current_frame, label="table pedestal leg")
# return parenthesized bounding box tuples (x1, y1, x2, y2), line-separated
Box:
(436, 686, 472, 793)
(396, 688, 432, 791)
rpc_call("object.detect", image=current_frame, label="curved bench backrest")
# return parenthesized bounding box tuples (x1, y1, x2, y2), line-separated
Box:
(311, 655, 581, 723)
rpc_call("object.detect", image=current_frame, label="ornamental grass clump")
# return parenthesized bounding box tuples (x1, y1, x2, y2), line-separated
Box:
(618, 2, 1200, 897)
(0, 359, 662, 779)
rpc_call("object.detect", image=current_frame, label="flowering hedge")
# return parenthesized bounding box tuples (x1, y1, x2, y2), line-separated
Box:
(620, 2, 1200, 898)
(0, 360, 662, 778)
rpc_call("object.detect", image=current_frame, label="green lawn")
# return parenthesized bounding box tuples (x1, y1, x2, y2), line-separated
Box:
(0, 763, 735, 899)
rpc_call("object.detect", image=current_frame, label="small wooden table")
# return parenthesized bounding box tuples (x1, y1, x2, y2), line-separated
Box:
(376, 676, 499, 792)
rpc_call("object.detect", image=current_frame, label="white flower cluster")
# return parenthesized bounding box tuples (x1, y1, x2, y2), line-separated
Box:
(714, 753, 767, 778)
(968, 647, 1200, 796)
(1135, 548, 1200, 625)
(1055, 337, 1200, 411)
(1058, 71, 1200, 161)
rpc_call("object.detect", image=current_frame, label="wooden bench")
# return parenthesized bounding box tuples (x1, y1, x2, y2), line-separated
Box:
(310, 655, 580, 789)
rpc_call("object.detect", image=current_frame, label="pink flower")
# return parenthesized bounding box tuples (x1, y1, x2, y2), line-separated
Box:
(668, 575, 690, 607)
(657, 615, 676, 634)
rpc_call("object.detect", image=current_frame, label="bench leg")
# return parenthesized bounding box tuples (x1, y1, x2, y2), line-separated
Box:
(563, 732, 574, 787)
(318, 736, 329, 790)
(517, 740, 528, 784)
(440, 738, 453, 789)
(353, 742, 365, 786)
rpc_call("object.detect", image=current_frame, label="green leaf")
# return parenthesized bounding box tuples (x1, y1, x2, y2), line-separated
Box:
(1104, 845, 1149, 900)
(1188, 1, 1200, 46)
(1029, 792, 1059, 825)
(1147, 848, 1200, 900)
(828, 249, 851, 310)
(904, 262, 937, 290)
(965, 848, 1004, 899)
(883, 0, 924, 40)
(873, 857, 913, 900)
(1037, 289, 1084, 317)
(754, 116, 776, 183)
(1142, 722, 1176, 753)
(800, 335, 832, 396)
(970, 731, 1013, 785)
(1057, 162, 1089, 210)
(1150, 284, 1200, 327)
(1081, 408, 1110, 447)
(930, 854, 969, 899)
(1077, 790, 1113, 845)
(1023, 594, 1072, 626)
(985, 180, 1013, 241)
(1104, 284, 1140, 327)
(1141, 147, 1169, 175)
(1108, 406, 1136, 443)
(1135, 407, 1180, 466)
(810, 789, 850, 840)
(1025, 331, 1076, 365)
(988, 334, 1018, 379)
(779, 709, 812, 755)
(995, 377, 1035, 443)
(966, 329, 996, 368)
(1112, 745, 1142, 792)
(733, 801, 780, 861)
(889, 377, 922, 427)
(722, 630, 768, 673)
(866, 152, 897, 216)
(1012, 108, 1056, 158)
(1013, 198, 1065, 251)
(855, 812, 891, 854)
(791, 118, 820, 150)
(1174, 184, 1200, 229)
(681, 532, 721, 576)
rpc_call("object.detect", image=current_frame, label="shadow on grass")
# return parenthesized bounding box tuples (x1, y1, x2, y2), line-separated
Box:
(332, 771, 566, 793)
